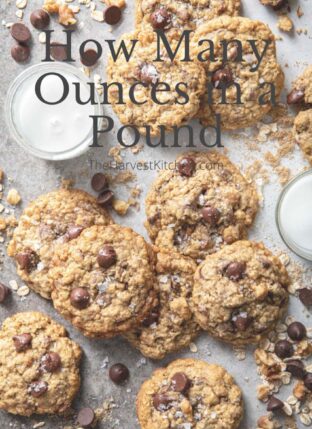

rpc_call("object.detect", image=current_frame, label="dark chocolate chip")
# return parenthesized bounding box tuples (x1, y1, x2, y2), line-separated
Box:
(70, 288, 90, 309)
(81, 49, 99, 67)
(13, 333, 32, 352)
(202, 206, 220, 226)
(224, 262, 246, 281)
(16, 250, 38, 272)
(286, 360, 306, 379)
(97, 245, 117, 269)
(274, 340, 294, 359)
(171, 372, 191, 395)
(150, 7, 171, 30)
(298, 288, 312, 307)
(267, 396, 284, 412)
(178, 157, 195, 177)
(287, 321, 306, 341)
(30, 9, 50, 30)
(28, 381, 48, 397)
(104, 5, 122, 25)
(77, 407, 95, 428)
(287, 88, 305, 105)
(272, 0, 287, 10)
(0, 282, 11, 303)
(142, 310, 159, 327)
(50, 42, 68, 61)
(66, 225, 84, 240)
(139, 63, 159, 85)
(152, 393, 174, 411)
(232, 313, 253, 331)
(91, 173, 108, 192)
(10, 23, 31, 44)
(97, 189, 114, 207)
(212, 67, 233, 89)
(40, 352, 61, 373)
(304, 373, 312, 391)
(109, 363, 129, 384)
(11, 44, 30, 63)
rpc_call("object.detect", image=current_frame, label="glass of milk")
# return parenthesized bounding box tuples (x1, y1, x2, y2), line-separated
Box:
(5, 62, 101, 160)
(276, 169, 312, 261)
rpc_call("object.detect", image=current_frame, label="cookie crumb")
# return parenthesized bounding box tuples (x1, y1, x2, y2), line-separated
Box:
(6, 189, 21, 205)
(277, 16, 294, 33)
(112, 199, 129, 216)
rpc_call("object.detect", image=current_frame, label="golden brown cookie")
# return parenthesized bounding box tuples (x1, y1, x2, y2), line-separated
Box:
(287, 66, 312, 106)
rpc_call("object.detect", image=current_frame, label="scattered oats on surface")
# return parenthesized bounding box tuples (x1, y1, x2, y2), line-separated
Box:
(16, 0, 27, 9)
(17, 285, 30, 297)
(6, 189, 21, 205)
(189, 342, 198, 353)
(91, 10, 104, 21)
(32, 422, 45, 429)
(9, 280, 19, 291)
(16, 10, 24, 19)
(39, 32, 47, 44)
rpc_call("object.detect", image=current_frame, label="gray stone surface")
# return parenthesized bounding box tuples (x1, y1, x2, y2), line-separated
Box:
(0, 0, 312, 428)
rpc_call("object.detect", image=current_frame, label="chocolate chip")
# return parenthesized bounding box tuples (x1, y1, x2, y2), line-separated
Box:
(70, 288, 90, 309)
(286, 360, 306, 379)
(16, 250, 38, 272)
(40, 352, 61, 373)
(152, 393, 174, 411)
(287, 88, 305, 105)
(142, 310, 159, 327)
(178, 157, 195, 177)
(13, 333, 32, 352)
(304, 373, 312, 391)
(267, 396, 284, 412)
(232, 313, 253, 331)
(287, 321, 306, 341)
(202, 206, 220, 226)
(30, 9, 50, 30)
(150, 7, 171, 30)
(212, 67, 233, 89)
(104, 5, 122, 25)
(272, 0, 287, 10)
(91, 173, 108, 192)
(224, 262, 246, 281)
(11, 44, 30, 63)
(298, 288, 312, 307)
(109, 363, 129, 384)
(274, 340, 294, 359)
(81, 49, 99, 67)
(139, 63, 159, 85)
(66, 225, 84, 241)
(50, 42, 68, 61)
(0, 282, 11, 303)
(28, 381, 48, 397)
(171, 372, 191, 395)
(11, 23, 31, 44)
(97, 245, 117, 269)
(77, 407, 95, 428)
(97, 189, 114, 207)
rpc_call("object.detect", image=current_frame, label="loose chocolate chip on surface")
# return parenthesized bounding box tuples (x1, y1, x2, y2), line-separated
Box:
(91, 173, 108, 192)
(232, 313, 253, 331)
(212, 67, 233, 89)
(287, 321, 306, 341)
(150, 7, 171, 29)
(50, 43, 68, 61)
(28, 381, 48, 397)
(30, 9, 50, 30)
(0, 282, 11, 303)
(104, 5, 122, 25)
(66, 225, 84, 240)
(142, 310, 159, 327)
(299, 288, 312, 307)
(11, 23, 31, 44)
(304, 373, 312, 391)
(40, 352, 61, 373)
(224, 262, 246, 281)
(171, 372, 191, 395)
(81, 49, 99, 67)
(97, 189, 114, 207)
(109, 363, 129, 384)
(202, 206, 220, 226)
(13, 333, 32, 352)
(70, 288, 90, 309)
(274, 339, 294, 359)
(152, 393, 174, 411)
(267, 396, 284, 412)
(286, 360, 306, 379)
(287, 88, 305, 105)
(178, 157, 195, 177)
(97, 245, 117, 269)
(140, 63, 159, 84)
(11, 44, 30, 63)
(77, 407, 95, 428)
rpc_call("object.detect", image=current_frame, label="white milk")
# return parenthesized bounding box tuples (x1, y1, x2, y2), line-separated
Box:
(277, 171, 312, 260)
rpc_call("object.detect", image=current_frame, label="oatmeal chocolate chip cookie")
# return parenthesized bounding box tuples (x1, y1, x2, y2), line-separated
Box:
(294, 110, 312, 165)
(124, 247, 200, 359)
(259, 0, 287, 10)
(8, 188, 113, 300)
(0, 312, 81, 417)
(287, 66, 312, 106)
(137, 358, 243, 429)
(191, 16, 285, 129)
(135, 0, 240, 39)
(192, 241, 289, 344)
(106, 30, 206, 136)
(145, 151, 259, 261)
(51, 225, 157, 338)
